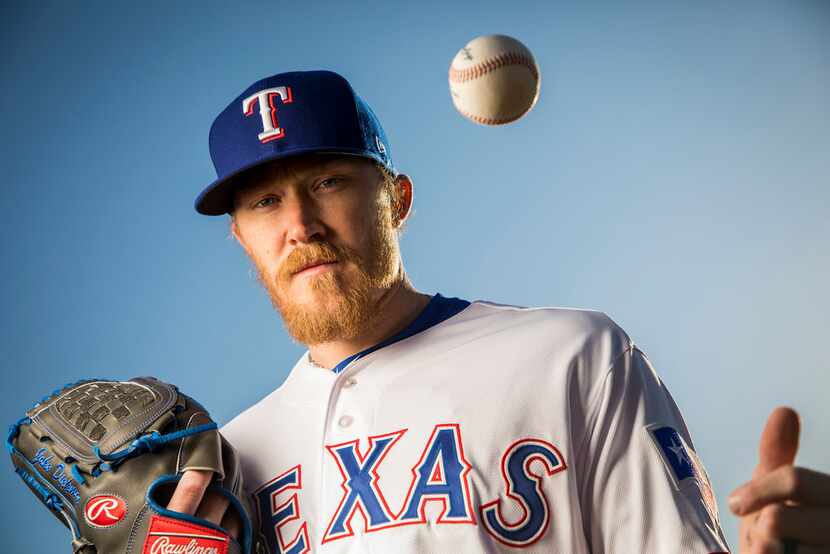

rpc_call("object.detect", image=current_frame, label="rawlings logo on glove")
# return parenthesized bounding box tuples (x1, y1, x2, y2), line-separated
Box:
(144, 515, 228, 554)
(85, 495, 127, 527)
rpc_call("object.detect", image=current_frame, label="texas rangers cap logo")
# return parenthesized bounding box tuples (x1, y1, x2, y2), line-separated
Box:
(242, 86, 294, 143)
(85, 495, 127, 527)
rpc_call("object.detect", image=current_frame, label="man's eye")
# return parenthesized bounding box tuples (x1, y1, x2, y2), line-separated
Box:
(316, 177, 341, 191)
(253, 197, 277, 209)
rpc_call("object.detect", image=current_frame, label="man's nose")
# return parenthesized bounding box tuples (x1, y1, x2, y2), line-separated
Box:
(284, 196, 325, 245)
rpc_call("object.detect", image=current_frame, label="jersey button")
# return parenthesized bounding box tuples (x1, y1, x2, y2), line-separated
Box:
(338, 415, 354, 428)
(342, 377, 357, 388)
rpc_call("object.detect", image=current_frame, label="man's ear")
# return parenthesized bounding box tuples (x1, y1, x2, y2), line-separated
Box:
(393, 174, 414, 227)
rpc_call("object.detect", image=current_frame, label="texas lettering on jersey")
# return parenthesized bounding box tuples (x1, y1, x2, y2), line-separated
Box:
(255, 423, 565, 552)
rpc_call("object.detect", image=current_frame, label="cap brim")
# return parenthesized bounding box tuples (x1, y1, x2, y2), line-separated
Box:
(195, 146, 393, 216)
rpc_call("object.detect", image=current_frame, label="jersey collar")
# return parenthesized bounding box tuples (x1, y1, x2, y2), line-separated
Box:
(327, 293, 471, 374)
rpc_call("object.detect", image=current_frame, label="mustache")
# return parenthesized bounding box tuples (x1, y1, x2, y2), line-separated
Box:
(278, 241, 345, 280)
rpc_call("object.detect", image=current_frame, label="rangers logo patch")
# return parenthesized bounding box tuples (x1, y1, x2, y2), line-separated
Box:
(85, 495, 127, 527)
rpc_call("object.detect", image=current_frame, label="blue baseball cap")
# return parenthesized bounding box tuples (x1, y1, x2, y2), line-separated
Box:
(195, 70, 396, 215)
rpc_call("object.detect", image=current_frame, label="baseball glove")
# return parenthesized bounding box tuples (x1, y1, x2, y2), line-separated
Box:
(7, 377, 268, 554)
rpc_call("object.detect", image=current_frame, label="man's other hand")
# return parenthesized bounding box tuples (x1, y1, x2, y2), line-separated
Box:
(731, 407, 830, 553)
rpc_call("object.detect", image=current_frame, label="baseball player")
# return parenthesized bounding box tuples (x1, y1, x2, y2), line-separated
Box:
(167, 71, 830, 553)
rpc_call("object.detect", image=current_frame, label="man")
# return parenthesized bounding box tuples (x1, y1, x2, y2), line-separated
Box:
(171, 70, 829, 553)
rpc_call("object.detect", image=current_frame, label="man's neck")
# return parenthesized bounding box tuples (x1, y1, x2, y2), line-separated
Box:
(307, 282, 432, 370)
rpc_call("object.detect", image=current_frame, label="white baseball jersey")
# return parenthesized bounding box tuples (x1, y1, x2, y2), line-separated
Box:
(222, 294, 730, 553)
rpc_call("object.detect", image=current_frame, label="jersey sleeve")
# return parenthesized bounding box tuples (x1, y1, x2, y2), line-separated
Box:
(578, 345, 730, 553)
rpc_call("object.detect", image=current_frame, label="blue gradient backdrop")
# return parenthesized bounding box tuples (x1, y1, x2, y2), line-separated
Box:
(2, 0, 828, 550)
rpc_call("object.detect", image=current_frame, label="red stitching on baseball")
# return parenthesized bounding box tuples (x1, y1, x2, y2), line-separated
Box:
(456, 107, 529, 126)
(448, 52, 538, 84)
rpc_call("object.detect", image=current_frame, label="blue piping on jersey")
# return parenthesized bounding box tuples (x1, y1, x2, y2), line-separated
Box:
(331, 293, 471, 374)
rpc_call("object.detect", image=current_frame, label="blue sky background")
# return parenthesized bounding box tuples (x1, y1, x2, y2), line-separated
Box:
(2, 0, 828, 549)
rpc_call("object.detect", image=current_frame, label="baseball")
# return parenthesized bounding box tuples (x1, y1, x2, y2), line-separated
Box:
(449, 34, 541, 126)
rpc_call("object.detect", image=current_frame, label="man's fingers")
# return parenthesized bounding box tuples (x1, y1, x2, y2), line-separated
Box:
(195, 491, 230, 526)
(730, 465, 830, 516)
(167, 470, 213, 515)
(751, 504, 830, 546)
(755, 406, 800, 479)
